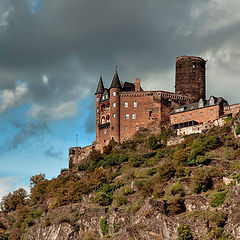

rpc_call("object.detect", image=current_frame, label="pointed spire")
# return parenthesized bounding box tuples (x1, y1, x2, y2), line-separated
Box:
(95, 75, 104, 95)
(110, 68, 122, 89)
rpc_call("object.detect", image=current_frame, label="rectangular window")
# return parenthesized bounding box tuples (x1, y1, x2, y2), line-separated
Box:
(113, 102, 116, 107)
(174, 117, 177, 122)
(97, 108, 99, 113)
(124, 102, 128, 108)
(132, 114, 136, 119)
(104, 129, 107, 135)
(102, 96, 105, 100)
(125, 114, 129, 120)
(190, 114, 192, 118)
(210, 109, 213, 114)
(136, 126, 139, 131)
(113, 113, 116, 118)
(124, 126, 127, 131)
(113, 92, 116, 96)
(200, 112, 203, 117)
(134, 102, 137, 107)
(182, 115, 184, 120)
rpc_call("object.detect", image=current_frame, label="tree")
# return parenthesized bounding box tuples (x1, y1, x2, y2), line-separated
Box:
(1, 188, 28, 212)
(30, 173, 45, 188)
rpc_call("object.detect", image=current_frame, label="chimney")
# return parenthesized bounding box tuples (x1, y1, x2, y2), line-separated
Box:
(134, 78, 141, 91)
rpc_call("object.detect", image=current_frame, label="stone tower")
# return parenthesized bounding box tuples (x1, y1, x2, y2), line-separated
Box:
(175, 56, 206, 102)
(110, 71, 121, 143)
(95, 75, 104, 141)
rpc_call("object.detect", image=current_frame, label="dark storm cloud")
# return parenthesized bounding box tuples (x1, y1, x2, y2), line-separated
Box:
(44, 146, 63, 160)
(0, 0, 240, 137)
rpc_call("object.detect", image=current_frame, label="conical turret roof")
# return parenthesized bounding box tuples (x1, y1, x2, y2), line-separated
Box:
(95, 76, 104, 95)
(110, 71, 122, 89)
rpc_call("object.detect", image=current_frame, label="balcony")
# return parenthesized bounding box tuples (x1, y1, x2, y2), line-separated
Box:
(98, 122, 110, 129)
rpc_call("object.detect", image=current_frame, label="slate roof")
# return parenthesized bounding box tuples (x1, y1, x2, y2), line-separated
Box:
(95, 76, 104, 95)
(110, 71, 122, 89)
(171, 96, 228, 115)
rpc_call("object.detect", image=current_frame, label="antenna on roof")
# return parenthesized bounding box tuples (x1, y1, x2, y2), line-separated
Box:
(76, 134, 78, 147)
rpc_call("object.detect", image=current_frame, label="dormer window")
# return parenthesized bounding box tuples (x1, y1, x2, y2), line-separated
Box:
(198, 99, 204, 108)
(209, 96, 215, 106)
(102, 96, 105, 100)
(106, 95, 108, 99)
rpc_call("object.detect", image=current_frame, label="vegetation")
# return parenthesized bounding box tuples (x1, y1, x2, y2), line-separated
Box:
(0, 122, 239, 239)
(177, 224, 193, 240)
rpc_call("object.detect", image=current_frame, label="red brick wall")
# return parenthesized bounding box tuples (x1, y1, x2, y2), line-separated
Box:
(170, 105, 220, 125)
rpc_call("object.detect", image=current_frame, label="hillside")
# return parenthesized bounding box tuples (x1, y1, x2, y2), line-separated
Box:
(1, 115, 240, 240)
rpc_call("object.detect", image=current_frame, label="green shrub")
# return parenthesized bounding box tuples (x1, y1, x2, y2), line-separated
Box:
(174, 149, 189, 165)
(235, 148, 240, 160)
(209, 190, 228, 207)
(100, 218, 109, 236)
(175, 167, 191, 178)
(190, 168, 212, 194)
(168, 182, 185, 197)
(158, 162, 176, 182)
(129, 154, 143, 167)
(155, 149, 166, 159)
(147, 135, 160, 150)
(236, 125, 240, 135)
(166, 198, 186, 216)
(177, 224, 193, 240)
(113, 222, 121, 233)
(195, 155, 211, 165)
(102, 153, 128, 168)
(94, 184, 119, 206)
(222, 148, 236, 160)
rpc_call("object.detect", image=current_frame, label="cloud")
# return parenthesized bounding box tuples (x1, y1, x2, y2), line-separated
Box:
(0, 0, 239, 146)
(0, 83, 28, 114)
(44, 146, 63, 160)
(1, 120, 49, 151)
(28, 100, 79, 120)
(41, 75, 48, 86)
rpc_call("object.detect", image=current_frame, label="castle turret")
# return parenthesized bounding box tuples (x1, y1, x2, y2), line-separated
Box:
(95, 76, 104, 141)
(175, 56, 206, 102)
(110, 70, 122, 143)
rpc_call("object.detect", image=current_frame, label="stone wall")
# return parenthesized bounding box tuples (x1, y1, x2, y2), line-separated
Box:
(69, 145, 92, 169)
(224, 103, 240, 117)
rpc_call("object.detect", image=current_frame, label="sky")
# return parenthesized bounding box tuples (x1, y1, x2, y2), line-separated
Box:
(0, 0, 240, 199)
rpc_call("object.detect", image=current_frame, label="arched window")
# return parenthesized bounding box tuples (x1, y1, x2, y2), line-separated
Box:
(106, 115, 110, 123)
(101, 116, 106, 124)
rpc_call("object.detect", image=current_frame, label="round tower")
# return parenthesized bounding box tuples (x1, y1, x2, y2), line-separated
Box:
(175, 56, 206, 102)
(95, 76, 104, 142)
(110, 71, 122, 143)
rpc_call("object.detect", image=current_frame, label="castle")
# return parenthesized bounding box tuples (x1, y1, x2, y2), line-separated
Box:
(69, 56, 240, 168)
(94, 56, 206, 149)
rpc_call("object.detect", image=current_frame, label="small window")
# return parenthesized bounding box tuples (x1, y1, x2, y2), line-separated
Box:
(104, 129, 107, 135)
(190, 114, 192, 118)
(200, 112, 203, 117)
(102, 96, 105, 100)
(126, 114, 129, 120)
(136, 126, 139, 131)
(96, 98, 99, 102)
(134, 102, 137, 107)
(113, 92, 116, 96)
(124, 102, 128, 108)
(193, 63, 196, 69)
(132, 114, 136, 119)
(149, 111, 152, 117)
(113, 102, 116, 108)
(124, 126, 127, 131)
(97, 108, 99, 113)
(182, 115, 184, 120)
(210, 109, 214, 114)
(113, 113, 116, 118)
(174, 117, 177, 122)
(106, 95, 108, 99)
